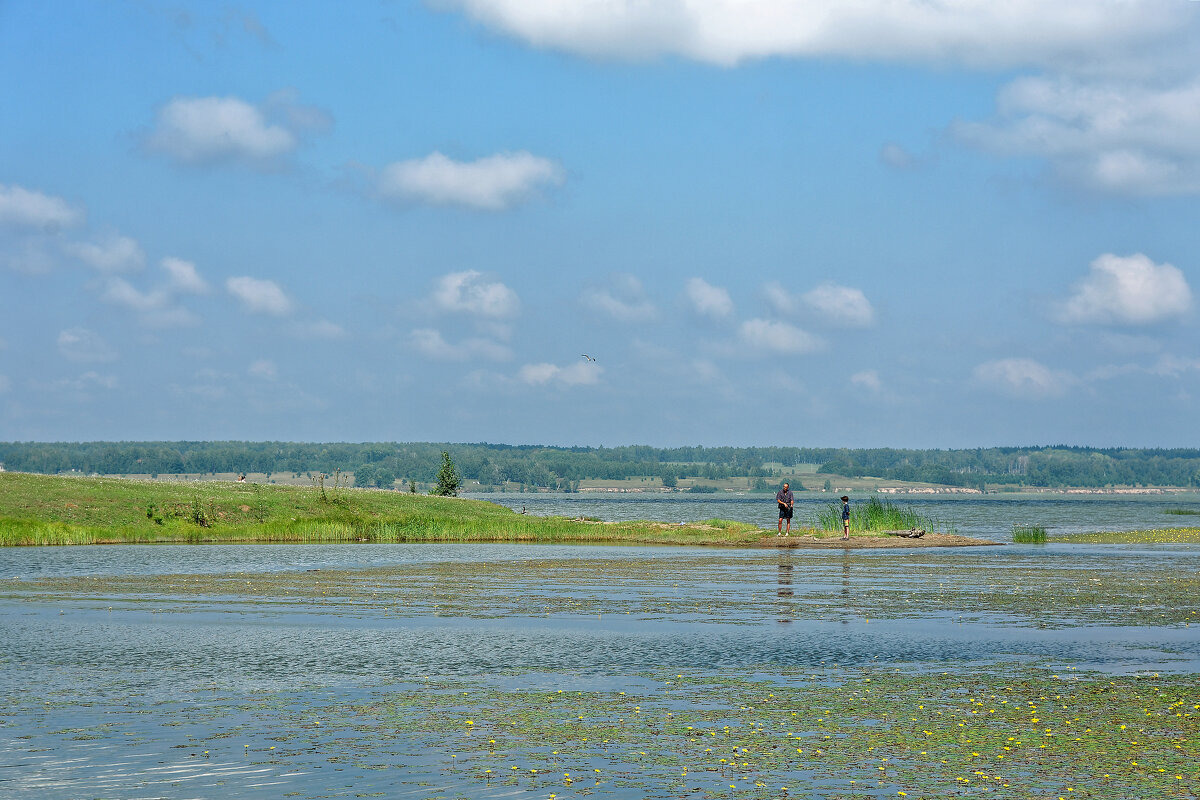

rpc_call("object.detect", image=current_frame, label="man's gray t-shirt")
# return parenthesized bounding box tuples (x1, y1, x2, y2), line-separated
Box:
(775, 489, 794, 505)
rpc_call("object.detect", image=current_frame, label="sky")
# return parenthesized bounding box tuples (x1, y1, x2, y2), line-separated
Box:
(2, 0, 1200, 449)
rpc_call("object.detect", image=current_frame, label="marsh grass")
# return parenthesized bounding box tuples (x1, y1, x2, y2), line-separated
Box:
(0, 471, 764, 547)
(816, 496, 945, 533)
(1012, 523, 1048, 543)
(1164, 508, 1200, 515)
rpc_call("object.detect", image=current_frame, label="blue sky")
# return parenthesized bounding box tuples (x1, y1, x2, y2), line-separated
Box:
(2, 0, 1199, 448)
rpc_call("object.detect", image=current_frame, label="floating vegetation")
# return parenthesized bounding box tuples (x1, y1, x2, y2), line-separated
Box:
(1165, 508, 1200, 516)
(1054, 528, 1200, 545)
(1012, 523, 1048, 543)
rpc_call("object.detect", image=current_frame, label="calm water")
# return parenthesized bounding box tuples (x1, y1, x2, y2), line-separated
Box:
(1, 494, 1198, 799)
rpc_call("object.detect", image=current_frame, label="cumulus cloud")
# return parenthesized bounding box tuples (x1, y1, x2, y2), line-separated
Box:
(1057, 253, 1192, 325)
(226, 276, 294, 315)
(0, 183, 83, 230)
(377, 151, 564, 210)
(144, 94, 328, 166)
(438, 0, 1183, 68)
(64, 233, 145, 273)
(955, 76, 1200, 195)
(974, 357, 1070, 398)
(95, 258, 207, 327)
(851, 370, 883, 392)
(802, 283, 875, 327)
(583, 274, 656, 321)
(518, 360, 602, 387)
(410, 328, 513, 362)
(685, 277, 733, 320)
(431, 270, 520, 317)
(57, 328, 117, 363)
(739, 318, 822, 354)
(880, 143, 921, 170)
(161, 257, 208, 294)
(100, 278, 168, 312)
(248, 359, 278, 380)
(288, 319, 347, 340)
(760, 280, 796, 315)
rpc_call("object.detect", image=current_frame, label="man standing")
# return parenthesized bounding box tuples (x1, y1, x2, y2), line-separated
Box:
(841, 495, 851, 540)
(776, 482, 794, 535)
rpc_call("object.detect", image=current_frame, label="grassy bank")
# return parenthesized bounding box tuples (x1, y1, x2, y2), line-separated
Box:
(0, 471, 773, 547)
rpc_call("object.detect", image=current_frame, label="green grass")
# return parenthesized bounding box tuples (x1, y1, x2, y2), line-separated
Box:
(0, 471, 771, 547)
(1164, 508, 1200, 515)
(815, 495, 946, 533)
(1012, 523, 1047, 543)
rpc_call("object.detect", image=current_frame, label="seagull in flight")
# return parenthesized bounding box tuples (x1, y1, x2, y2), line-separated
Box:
(581, 354, 596, 361)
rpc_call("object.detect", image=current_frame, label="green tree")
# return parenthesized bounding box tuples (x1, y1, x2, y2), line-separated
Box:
(431, 451, 461, 496)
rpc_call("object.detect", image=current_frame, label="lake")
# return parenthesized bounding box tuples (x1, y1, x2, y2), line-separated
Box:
(1, 494, 1197, 799)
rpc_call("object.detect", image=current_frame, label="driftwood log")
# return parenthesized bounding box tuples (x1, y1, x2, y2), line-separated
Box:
(882, 528, 926, 538)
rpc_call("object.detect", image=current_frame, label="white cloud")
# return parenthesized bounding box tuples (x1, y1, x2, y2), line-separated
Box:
(851, 370, 883, 392)
(378, 151, 564, 210)
(57, 328, 117, 363)
(518, 360, 602, 387)
(974, 357, 1070, 398)
(248, 359, 278, 380)
(439, 1, 1184, 68)
(431, 270, 520, 317)
(760, 280, 796, 315)
(0, 183, 83, 230)
(410, 328, 513, 362)
(583, 274, 656, 321)
(146, 95, 297, 165)
(227, 276, 294, 315)
(35, 371, 119, 394)
(1057, 253, 1192, 325)
(802, 283, 875, 327)
(738, 318, 822, 354)
(64, 234, 145, 273)
(685, 277, 733, 320)
(161, 257, 208, 294)
(288, 319, 348, 340)
(100, 278, 169, 311)
(955, 76, 1200, 195)
(880, 143, 920, 170)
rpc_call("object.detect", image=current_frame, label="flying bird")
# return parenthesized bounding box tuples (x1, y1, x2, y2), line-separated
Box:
(581, 354, 596, 361)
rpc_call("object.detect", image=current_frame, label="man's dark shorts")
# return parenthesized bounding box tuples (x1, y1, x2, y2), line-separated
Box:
(778, 503, 793, 520)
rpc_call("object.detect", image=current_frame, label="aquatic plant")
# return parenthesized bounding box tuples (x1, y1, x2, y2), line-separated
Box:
(1164, 508, 1200, 516)
(816, 496, 943, 534)
(1012, 523, 1047, 543)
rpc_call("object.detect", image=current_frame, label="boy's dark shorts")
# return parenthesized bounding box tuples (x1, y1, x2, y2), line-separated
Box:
(778, 503, 793, 520)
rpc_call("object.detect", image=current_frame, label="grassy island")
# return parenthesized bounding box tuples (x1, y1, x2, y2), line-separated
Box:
(0, 472, 994, 547)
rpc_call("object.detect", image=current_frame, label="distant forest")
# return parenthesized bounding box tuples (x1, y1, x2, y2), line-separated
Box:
(2, 441, 1200, 490)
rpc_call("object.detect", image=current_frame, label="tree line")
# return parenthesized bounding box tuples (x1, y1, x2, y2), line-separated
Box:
(1, 441, 1198, 489)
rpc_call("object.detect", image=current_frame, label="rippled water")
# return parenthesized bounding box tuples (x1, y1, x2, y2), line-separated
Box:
(1, 495, 1198, 799)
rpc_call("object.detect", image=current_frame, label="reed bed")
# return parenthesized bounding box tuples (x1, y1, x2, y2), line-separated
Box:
(1012, 523, 1048, 543)
(815, 496, 945, 534)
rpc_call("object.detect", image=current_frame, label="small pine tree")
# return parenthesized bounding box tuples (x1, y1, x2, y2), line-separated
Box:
(431, 451, 460, 496)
